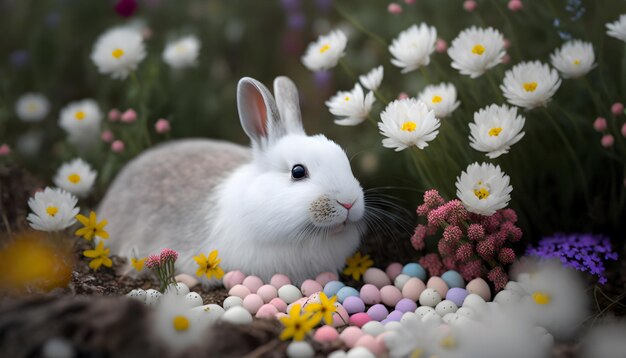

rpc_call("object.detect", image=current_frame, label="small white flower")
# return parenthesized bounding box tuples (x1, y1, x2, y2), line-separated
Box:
(163, 35, 201, 70)
(15, 93, 50, 122)
(469, 104, 525, 158)
(153, 292, 210, 351)
(384, 317, 445, 358)
(91, 27, 146, 80)
(301, 30, 347, 71)
(448, 26, 506, 78)
(606, 14, 626, 42)
(389, 24, 437, 73)
(53, 158, 97, 198)
(500, 61, 562, 109)
(378, 98, 440, 151)
(550, 40, 596, 79)
(59, 99, 103, 149)
(455, 162, 512, 216)
(326, 84, 375, 126)
(359, 65, 384, 91)
(27, 187, 79, 231)
(417, 82, 460, 118)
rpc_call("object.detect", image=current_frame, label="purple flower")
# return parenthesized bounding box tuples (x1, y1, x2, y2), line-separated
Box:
(115, 0, 137, 18)
(9, 50, 29, 68)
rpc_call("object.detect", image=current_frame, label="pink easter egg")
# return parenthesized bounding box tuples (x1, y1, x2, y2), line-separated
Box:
(339, 326, 364, 348)
(257, 285, 278, 303)
(275, 312, 288, 319)
(228, 284, 251, 299)
(355, 335, 383, 355)
(255, 304, 279, 319)
(243, 276, 264, 294)
(466, 278, 491, 301)
(332, 303, 350, 327)
(269, 297, 288, 313)
(287, 297, 309, 313)
(349, 312, 372, 327)
(301, 279, 323, 296)
(270, 274, 291, 289)
(385, 263, 403, 281)
(401, 277, 426, 301)
(243, 293, 264, 314)
(380, 285, 403, 307)
(375, 333, 390, 354)
(224, 270, 245, 290)
(364, 268, 392, 289)
(315, 272, 338, 287)
(360, 284, 382, 305)
(313, 325, 339, 342)
(427, 276, 449, 297)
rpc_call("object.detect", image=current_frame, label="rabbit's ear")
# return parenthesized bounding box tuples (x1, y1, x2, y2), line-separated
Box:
(273, 76, 305, 135)
(237, 77, 283, 147)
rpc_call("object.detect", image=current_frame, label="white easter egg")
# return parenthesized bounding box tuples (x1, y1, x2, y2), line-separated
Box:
(347, 347, 376, 358)
(361, 321, 384, 336)
(418, 288, 442, 307)
(221, 306, 253, 324)
(400, 312, 418, 324)
(504, 281, 527, 295)
(393, 274, 411, 290)
(184, 292, 204, 308)
(126, 289, 147, 302)
(494, 289, 521, 305)
(455, 307, 476, 320)
(462, 293, 486, 311)
(145, 289, 162, 306)
(435, 300, 458, 316)
(421, 311, 443, 324)
(414, 306, 435, 319)
(166, 282, 190, 296)
(223, 296, 244, 310)
(442, 313, 457, 324)
(278, 284, 303, 304)
(328, 350, 348, 358)
(286, 341, 314, 358)
(384, 321, 402, 331)
(191, 304, 225, 324)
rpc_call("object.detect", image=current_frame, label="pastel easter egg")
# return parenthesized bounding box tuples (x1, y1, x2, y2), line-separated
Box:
(384, 310, 403, 322)
(300, 280, 323, 297)
(242, 276, 264, 293)
(328, 350, 347, 358)
(445, 287, 469, 307)
(401, 263, 426, 281)
(401, 277, 426, 301)
(337, 286, 360, 303)
(493, 289, 521, 305)
(314, 325, 339, 342)
(462, 294, 487, 311)
(223, 295, 244, 310)
(270, 274, 292, 289)
(361, 321, 384, 336)
(257, 284, 278, 303)
(435, 300, 458, 316)
(287, 297, 309, 313)
(222, 306, 253, 324)
(385, 262, 403, 281)
(286, 341, 314, 358)
(380, 285, 402, 307)
(455, 307, 476, 320)
(419, 288, 442, 307)
(275, 312, 288, 320)
(364, 268, 391, 288)
(145, 289, 161, 306)
(384, 321, 402, 331)
(184, 292, 203, 308)
(355, 335, 383, 355)
(442, 313, 456, 324)
(366, 304, 389, 321)
(278, 284, 303, 304)
(441, 270, 465, 288)
(166, 282, 190, 296)
(324, 281, 346, 298)
(466, 278, 491, 301)
(242, 293, 264, 314)
(255, 304, 279, 319)
(393, 274, 411, 290)
(191, 304, 225, 323)
(505, 281, 526, 295)
(426, 276, 449, 297)
(360, 284, 382, 305)
(269, 297, 288, 312)
(374, 333, 390, 355)
(421, 311, 443, 324)
(332, 303, 350, 327)
(349, 312, 372, 327)
(394, 298, 417, 313)
(414, 306, 435, 319)
(316, 272, 339, 287)
(400, 312, 418, 323)
(224, 271, 245, 290)
(340, 326, 365, 348)
(127, 289, 146, 302)
(343, 296, 365, 314)
(228, 284, 251, 299)
(347, 347, 376, 358)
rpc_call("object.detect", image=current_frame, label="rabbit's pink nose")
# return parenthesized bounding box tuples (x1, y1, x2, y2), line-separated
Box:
(339, 201, 353, 210)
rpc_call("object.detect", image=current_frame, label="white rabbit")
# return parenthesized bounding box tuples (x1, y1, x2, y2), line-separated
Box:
(98, 77, 366, 285)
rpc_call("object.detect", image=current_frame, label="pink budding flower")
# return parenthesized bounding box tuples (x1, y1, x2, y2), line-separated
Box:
(435, 38, 448, 53)
(0, 144, 10, 156)
(111, 140, 125, 153)
(601, 134, 614, 148)
(621, 123, 626, 138)
(463, 0, 477, 12)
(108, 108, 121, 122)
(593, 117, 607, 132)
(101, 130, 114, 143)
(121, 109, 137, 123)
(155, 118, 171, 134)
(611, 102, 624, 116)
(388, 3, 402, 14)
(508, 0, 523, 11)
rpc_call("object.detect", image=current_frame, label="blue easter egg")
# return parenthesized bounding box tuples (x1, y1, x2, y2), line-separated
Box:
(441, 270, 465, 288)
(323, 281, 345, 298)
(336, 286, 360, 303)
(402, 263, 426, 281)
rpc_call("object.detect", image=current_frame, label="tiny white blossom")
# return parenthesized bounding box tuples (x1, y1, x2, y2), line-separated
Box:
(359, 66, 384, 91)
(58, 99, 102, 149)
(163, 35, 201, 70)
(91, 27, 146, 80)
(53, 158, 97, 198)
(500, 61, 561, 109)
(469, 104, 525, 158)
(417, 82, 460, 118)
(606, 14, 626, 43)
(27, 187, 79, 232)
(326, 84, 375, 126)
(378, 98, 440, 151)
(153, 292, 211, 352)
(301, 30, 347, 71)
(550, 40, 596, 79)
(15, 93, 50, 122)
(456, 162, 512, 216)
(448, 26, 506, 78)
(389, 24, 437, 73)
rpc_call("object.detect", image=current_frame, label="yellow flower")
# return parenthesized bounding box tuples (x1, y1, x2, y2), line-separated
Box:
(279, 304, 317, 341)
(342, 252, 373, 281)
(304, 292, 337, 325)
(131, 257, 146, 271)
(193, 250, 224, 279)
(83, 241, 112, 271)
(75, 211, 109, 241)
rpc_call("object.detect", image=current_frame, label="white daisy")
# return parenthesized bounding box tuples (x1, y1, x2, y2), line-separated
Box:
(378, 98, 440, 151)
(606, 14, 626, 43)
(153, 292, 211, 352)
(455, 162, 512, 216)
(359, 65, 384, 91)
(384, 317, 447, 358)
(500, 61, 562, 109)
(550, 40, 596, 79)
(90, 26, 146, 80)
(389, 24, 437, 73)
(417, 82, 460, 118)
(326, 83, 375, 126)
(469, 104, 525, 158)
(163, 35, 201, 70)
(27, 187, 79, 232)
(301, 29, 347, 71)
(53, 158, 97, 198)
(15, 93, 50, 122)
(447, 26, 506, 78)
(59, 99, 102, 138)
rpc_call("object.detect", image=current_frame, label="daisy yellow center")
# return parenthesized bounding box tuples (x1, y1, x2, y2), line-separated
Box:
(111, 48, 124, 59)
(440, 335, 456, 349)
(344, 96, 350, 101)
(319, 44, 330, 53)
(573, 59, 580, 65)
(488, 127, 503, 136)
(172, 315, 190, 331)
(175, 44, 187, 53)
(532, 291, 551, 305)
(473, 187, 490, 200)
(401, 121, 417, 132)
(523, 82, 538, 92)
(471, 44, 485, 55)
(410, 349, 424, 358)
(431, 95, 442, 103)
(26, 103, 38, 112)
(74, 111, 85, 120)
(68, 173, 81, 184)
(46, 206, 59, 217)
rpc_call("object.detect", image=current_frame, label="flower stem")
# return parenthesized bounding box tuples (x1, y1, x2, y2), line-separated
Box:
(333, 3, 388, 48)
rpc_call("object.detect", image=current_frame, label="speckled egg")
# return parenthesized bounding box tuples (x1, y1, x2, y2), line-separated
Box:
(418, 288, 442, 307)
(300, 280, 323, 297)
(314, 325, 340, 342)
(242, 276, 264, 294)
(340, 326, 365, 348)
(349, 312, 372, 327)
(466, 278, 491, 301)
(367, 304, 389, 321)
(455, 307, 476, 320)
(421, 311, 443, 324)
(380, 285, 402, 307)
(184, 292, 203, 308)
(435, 299, 458, 316)
(359, 284, 382, 305)
(145, 289, 162, 306)
(278, 284, 303, 304)
(401, 278, 426, 301)
(462, 294, 487, 310)
(167, 282, 190, 296)
(414, 306, 435, 319)
(441, 270, 465, 288)
(270, 297, 288, 312)
(343, 296, 366, 314)
(493, 289, 521, 305)
(394, 298, 417, 313)
(332, 303, 350, 327)
(286, 341, 315, 358)
(400, 312, 418, 323)
(401, 263, 426, 281)
(316, 272, 339, 287)
(426, 276, 449, 297)
(222, 306, 253, 324)
(337, 286, 360, 303)
(324, 281, 346, 298)
(223, 295, 244, 310)
(363, 268, 391, 288)
(243, 293, 264, 314)
(270, 274, 292, 289)
(393, 274, 411, 291)
(127, 289, 146, 302)
(224, 271, 245, 290)
(257, 284, 278, 303)
(287, 297, 308, 313)
(385, 262, 403, 281)
(445, 287, 469, 307)
(361, 321, 384, 336)
(255, 304, 279, 319)
(191, 304, 225, 323)
(228, 284, 251, 299)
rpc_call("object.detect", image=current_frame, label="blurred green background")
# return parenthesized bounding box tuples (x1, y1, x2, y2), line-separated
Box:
(0, 0, 625, 244)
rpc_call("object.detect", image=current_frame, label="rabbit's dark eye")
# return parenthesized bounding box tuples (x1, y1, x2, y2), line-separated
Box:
(291, 164, 307, 180)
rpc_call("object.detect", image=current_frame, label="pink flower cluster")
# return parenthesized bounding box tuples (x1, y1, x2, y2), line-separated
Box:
(145, 248, 179, 291)
(411, 189, 522, 291)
